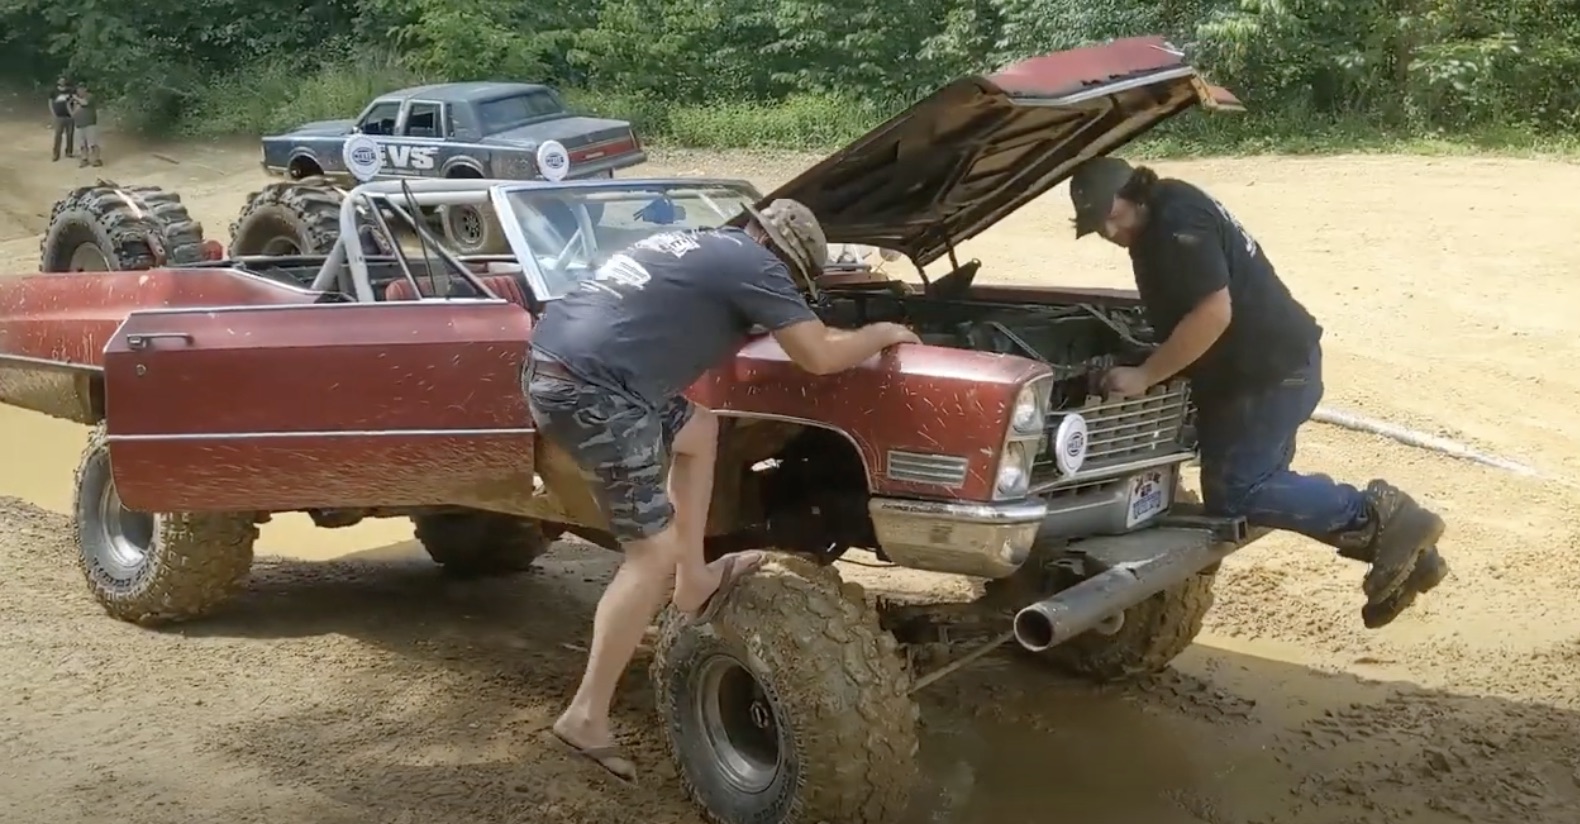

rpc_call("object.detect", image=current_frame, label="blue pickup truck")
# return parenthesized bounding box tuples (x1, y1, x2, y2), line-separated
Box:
(259, 82, 648, 184)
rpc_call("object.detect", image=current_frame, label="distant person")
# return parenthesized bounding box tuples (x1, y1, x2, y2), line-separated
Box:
(48, 77, 75, 162)
(1068, 156, 1449, 629)
(71, 84, 102, 168)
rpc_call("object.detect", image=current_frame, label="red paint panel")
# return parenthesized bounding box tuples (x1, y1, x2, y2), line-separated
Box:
(689, 337, 1045, 501)
(989, 36, 1190, 98)
(101, 301, 535, 513)
(0, 268, 312, 368)
(110, 434, 532, 513)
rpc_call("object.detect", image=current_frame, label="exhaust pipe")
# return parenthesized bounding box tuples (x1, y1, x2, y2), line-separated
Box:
(1012, 527, 1230, 653)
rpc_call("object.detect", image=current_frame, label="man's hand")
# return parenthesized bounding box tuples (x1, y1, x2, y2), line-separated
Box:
(1102, 366, 1153, 398)
(872, 321, 920, 348)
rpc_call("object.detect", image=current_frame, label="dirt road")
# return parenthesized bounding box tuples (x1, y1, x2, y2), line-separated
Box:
(1, 103, 1577, 824)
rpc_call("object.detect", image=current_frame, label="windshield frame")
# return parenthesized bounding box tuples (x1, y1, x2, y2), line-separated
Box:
(488, 177, 764, 302)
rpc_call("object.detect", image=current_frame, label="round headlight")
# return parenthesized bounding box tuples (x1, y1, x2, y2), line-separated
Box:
(1010, 384, 1043, 434)
(1053, 413, 1089, 476)
(996, 440, 1030, 498)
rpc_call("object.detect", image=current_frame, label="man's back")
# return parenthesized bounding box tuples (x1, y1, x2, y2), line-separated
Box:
(532, 227, 815, 407)
(1129, 179, 1320, 396)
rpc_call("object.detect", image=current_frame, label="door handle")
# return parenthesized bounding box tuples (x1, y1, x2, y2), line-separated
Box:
(125, 332, 193, 351)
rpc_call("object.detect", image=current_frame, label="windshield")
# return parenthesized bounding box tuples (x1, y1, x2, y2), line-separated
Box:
(478, 90, 565, 134)
(501, 183, 759, 299)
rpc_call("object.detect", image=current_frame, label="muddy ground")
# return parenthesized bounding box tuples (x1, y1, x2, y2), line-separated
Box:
(0, 100, 1578, 824)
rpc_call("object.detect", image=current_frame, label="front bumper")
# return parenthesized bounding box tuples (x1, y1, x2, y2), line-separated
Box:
(868, 497, 1046, 579)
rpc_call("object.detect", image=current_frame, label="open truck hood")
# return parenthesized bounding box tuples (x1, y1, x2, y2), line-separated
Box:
(756, 36, 1241, 267)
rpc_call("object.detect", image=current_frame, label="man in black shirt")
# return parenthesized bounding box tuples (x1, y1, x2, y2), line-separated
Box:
(1069, 157, 1448, 630)
(525, 199, 918, 781)
(48, 77, 74, 162)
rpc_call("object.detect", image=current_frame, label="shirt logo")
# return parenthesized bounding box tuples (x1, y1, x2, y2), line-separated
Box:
(1208, 197, 1259, 258)
(634, 231, 702, 258)
(582, 253, 652, 298)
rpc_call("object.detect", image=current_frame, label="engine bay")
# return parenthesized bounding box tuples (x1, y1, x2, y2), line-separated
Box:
(816, 285, 1159, 409)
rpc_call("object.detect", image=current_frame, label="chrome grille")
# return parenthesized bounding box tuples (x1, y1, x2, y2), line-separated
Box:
(1036, 380, 1193, 483)
(885, 450, 969, 489)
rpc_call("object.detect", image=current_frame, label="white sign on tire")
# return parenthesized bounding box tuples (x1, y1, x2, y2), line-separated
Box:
(536, 140, 570, 182)
(343, 134, 382, 182)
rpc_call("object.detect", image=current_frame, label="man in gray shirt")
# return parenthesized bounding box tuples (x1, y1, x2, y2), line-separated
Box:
(527, 198, 917, 781)
(71, 84, 102, 168)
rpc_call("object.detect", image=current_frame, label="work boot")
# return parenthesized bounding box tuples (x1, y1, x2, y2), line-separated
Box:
(1328, 479, 1444, 606)
(1361, 547, 1450, 629)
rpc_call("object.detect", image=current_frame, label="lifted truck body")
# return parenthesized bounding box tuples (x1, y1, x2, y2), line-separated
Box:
(260, 81, 646, 184)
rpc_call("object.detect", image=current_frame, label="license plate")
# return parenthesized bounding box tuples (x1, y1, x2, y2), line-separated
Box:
(1125, 469, 1172, 528)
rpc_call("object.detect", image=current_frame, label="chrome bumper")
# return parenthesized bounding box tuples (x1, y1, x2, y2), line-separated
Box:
(868, 497, 1046, 579)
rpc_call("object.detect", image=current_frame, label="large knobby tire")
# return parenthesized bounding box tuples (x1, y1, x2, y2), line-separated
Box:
(412, 511, 555, 577)
(72, 424, 258, 624)
(40, 183, 208, 271)
(650, 555, 918, 824)
(229, 177, 347, 257)
(1035, 488, 1218, 681)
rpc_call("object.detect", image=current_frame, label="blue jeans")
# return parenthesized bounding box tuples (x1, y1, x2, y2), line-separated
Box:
(1195, 346, 1368, 540)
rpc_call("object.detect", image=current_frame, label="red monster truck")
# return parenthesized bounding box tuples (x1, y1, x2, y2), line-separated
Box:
(0, 37, 1255, 824)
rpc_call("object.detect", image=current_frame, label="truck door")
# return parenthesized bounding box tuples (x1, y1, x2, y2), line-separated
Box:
(101, 300, 535, 514)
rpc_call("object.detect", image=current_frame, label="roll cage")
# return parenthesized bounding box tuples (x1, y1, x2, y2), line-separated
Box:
(304, 177, 773, 308)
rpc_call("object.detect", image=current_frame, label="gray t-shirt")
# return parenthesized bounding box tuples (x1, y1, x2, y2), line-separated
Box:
(532, 227, 817, 408)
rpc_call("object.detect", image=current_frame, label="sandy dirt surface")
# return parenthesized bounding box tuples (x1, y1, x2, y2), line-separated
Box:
(1, 97, 1579, 824)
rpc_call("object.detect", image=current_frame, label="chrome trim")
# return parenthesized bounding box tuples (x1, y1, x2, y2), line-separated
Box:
(713, 409, 873, 488)
(105, 426, 534, 443)
(885, 450, 969, 489)
(868, 496, 1046, 579)
(869, 497, 1046, 525)
(1029, 450, 1189, 495)
(120, 298, 508, 318)
(0, 352, 101, 373)
(1018, 67, 1198, 108)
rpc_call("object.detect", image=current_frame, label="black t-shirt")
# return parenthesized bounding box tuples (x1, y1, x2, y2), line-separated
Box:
(1129, 180, 1321, 399)
(49, 91, 72, 118)
(531, 227, 818, 407)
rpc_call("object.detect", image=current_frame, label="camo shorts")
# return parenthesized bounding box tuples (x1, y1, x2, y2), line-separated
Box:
(524, 358, 694, 542)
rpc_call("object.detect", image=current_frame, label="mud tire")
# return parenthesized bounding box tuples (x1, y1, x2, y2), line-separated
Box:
(650, 555, 918, 824)
(72, 424, 257, 625)
(1036, 489, 1217, 682)
(228, 177, 348, 257)
(40, 183, 208, 271)
(412, 511, 554, 577)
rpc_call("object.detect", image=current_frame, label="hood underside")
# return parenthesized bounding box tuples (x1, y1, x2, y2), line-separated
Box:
(756, 36, 1241, 267)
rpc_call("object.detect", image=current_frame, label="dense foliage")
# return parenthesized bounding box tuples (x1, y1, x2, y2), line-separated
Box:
(2, 0, 1576, 151)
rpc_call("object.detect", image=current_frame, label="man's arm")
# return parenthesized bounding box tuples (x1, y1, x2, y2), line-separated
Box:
(773, 319, 916, 376)
(1138, 211, 1233, 385)
(731, 255, 918, 375)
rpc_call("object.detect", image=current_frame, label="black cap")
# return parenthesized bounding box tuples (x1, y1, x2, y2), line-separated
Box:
(1069, 156, 1135, 238)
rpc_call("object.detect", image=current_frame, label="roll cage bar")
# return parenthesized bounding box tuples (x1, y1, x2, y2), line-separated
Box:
(306, 176, 771, 307)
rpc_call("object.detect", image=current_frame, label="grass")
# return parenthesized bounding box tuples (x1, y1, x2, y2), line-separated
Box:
(131, 57, 1580, 160)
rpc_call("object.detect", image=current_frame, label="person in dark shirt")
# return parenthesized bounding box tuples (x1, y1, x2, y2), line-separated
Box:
(525, 198, 918, 781)
(48, 77, 75, 162)
(1069, 156, 1448, 630)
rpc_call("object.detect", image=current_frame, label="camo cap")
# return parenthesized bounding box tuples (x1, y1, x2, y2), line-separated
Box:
(745, 198, 826, 285)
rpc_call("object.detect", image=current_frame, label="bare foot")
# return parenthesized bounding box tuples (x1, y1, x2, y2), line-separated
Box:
(683, 551, 766, 627)
(551, 712, 636, 782)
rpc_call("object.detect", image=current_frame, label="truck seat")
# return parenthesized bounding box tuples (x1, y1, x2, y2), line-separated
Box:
(384, 273, 531, 307)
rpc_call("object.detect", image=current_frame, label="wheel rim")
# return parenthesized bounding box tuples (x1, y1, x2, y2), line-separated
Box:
(694, 653, 782, 793)
(451, 206, 486, 245)
(68, 242, 111, 271)
(95, 476, 155, 578)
